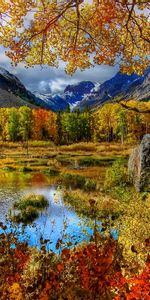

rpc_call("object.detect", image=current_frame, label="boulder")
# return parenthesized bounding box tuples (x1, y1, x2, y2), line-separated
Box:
(128, 134, 150, 191)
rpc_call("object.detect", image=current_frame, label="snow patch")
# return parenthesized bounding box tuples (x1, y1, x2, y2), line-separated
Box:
(91, 82, 100, 92)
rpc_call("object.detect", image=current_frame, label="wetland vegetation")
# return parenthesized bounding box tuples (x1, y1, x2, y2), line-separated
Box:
(0, 106, 149, 300)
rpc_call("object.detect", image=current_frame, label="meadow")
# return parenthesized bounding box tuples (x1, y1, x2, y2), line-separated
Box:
(0, 139, 150, 299)
(0, 0, 149, 296)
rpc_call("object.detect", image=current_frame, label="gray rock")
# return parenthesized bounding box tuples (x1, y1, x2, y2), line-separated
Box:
(128, 134, 150, 191)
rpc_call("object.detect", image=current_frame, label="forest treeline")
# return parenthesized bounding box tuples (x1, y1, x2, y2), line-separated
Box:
(0, 101, 149, 144)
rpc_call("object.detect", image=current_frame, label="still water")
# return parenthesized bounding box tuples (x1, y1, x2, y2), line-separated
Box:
(0, 172, 95, 251)
(0, 171, 117, 251)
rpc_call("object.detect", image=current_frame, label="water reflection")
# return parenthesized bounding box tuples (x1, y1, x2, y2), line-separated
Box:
(0, 172, 94, 251)
(0, 171, 117, 252)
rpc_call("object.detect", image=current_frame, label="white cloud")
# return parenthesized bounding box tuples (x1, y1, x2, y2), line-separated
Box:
(38, 81, 51, 93)
(50, 78, 78, 93)
(0, 46, 119, 94)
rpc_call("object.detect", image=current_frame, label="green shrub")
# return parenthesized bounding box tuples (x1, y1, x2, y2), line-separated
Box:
(111, 186, 134, 203)
(104, 159, 128, 189)
(42, 168, 60, 176)
(84, 179, 97, 191)
(18, 166, 33, 172)
(61, 173, 86, 188)
(61, 173, 97, 191)
(79, 157, 114, 167)
(2, 166, 16, 172)
(14, 194, 48, 210)
(13, 206, 39, 223)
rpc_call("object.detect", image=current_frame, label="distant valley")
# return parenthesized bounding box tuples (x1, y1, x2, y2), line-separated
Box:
(0, 66, 149, 111)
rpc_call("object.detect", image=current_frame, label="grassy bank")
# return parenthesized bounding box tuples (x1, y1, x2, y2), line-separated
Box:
(0, 142, 133, 187)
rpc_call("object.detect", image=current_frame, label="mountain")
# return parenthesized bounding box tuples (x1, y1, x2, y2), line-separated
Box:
(123, 67, 150, 102)
(35, 69, 149, 111)
(75, 69, 150, 110)
(0, 67, 95, 111)
(0, 67, 40, 108)
(0, 66, 149, 111)
(35, 81, 95, 111)
(0, 67, 58, 109)
(34, 92, 69, 111)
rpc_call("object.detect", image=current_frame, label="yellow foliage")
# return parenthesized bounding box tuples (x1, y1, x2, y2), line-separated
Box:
(0, 0, 149, 74)
(9, 283, 23, 300)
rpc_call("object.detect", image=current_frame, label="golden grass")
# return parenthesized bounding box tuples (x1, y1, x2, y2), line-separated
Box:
(61, 166, 106, 183)
(63, 188, 121, 218)
(0, 141, 135, 176)
(60, 142, 97, 152)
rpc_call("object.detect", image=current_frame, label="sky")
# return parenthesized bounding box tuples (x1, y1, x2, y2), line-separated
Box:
(0, 46, 119, 94)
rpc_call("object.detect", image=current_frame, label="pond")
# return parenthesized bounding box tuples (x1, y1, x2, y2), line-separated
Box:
(0, 171, 117, 252)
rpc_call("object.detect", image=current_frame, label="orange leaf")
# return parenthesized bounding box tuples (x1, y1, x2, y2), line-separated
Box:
(57, 263, 64, 273)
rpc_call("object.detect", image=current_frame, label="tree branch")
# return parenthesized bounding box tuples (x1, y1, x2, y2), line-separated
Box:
(118, 101, 150, 114)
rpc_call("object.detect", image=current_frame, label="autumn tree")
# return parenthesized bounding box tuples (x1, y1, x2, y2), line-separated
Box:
(55, 111, 63, 145)
(0, 104, 149, 143)
(92, 101, 150, 143)
(19, 106, 32, 154)
(6, 108, 19, 142)
(93, 104, 119, 142)
(31, 109, 56, 140)
(117, 109, 128, 144)
(0, 0, 149, 76)
(0, 108, 8, 141)
(60, 109, 91, 144)
(126, 100, 150, 141)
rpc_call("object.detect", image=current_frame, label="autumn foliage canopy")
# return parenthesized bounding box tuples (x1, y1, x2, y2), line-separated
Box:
(0, 0, 149, 74)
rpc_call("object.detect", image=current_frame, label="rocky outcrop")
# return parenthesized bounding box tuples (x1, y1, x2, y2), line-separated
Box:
(128, 134, 150, 191)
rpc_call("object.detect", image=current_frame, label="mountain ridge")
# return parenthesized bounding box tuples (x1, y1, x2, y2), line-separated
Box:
(0, 66, 149, 111)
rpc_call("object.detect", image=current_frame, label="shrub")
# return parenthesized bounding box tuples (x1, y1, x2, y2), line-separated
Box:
(13, 206, 39, 223)
(84, 179, 97, 191)
(104, 159, 128, 189)
(79, 157, 114, 167)
(111, 186, 135, 203)
(14, 194, 48, 210)
(2, 166, 16, 171)
(18, 166, 33, 172)
(61, 173, 97, 191)
(61, 173, 86, 188)
(42, 168, 60, 176)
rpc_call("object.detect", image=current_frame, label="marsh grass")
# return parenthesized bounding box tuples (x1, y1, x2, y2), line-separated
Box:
(2, 166, 16, 172)
(61, 173, 86, 188)
(78, 157, 116, 167)
(60, 142, 97, 152)
(14, 194, 48, 210)
(18, 166, 33, 172)
(28, 140, 55, 147)
(13, 194, 49, 224)
(42, 168, 60, 176)
(0, 142, 132, 177)
(61, 173, 97, 191)
(84, 179, 97, 191)
(63, 189, 121, 220)
(13, 206, 39, 223)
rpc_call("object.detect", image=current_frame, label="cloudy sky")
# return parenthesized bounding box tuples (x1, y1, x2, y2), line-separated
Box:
(0, 46, 119, 94)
